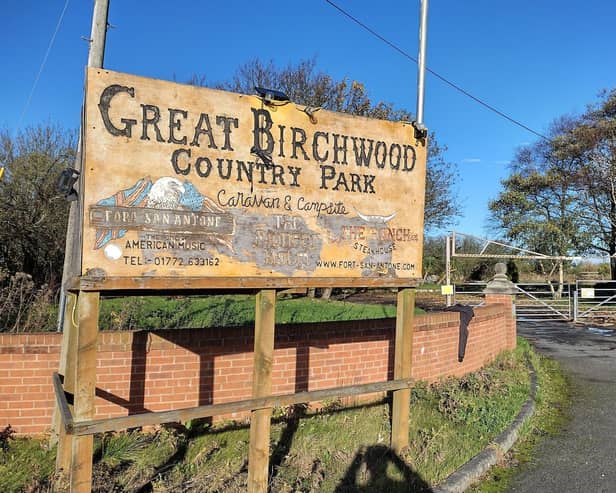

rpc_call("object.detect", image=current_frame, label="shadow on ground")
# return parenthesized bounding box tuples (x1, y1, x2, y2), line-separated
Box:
(334, 444, 432, 493)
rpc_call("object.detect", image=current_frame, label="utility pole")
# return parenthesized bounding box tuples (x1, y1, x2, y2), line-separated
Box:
(88, 0, 109, 68)
(415, 0, 428, 128)
(57, 1, 109, 331)
(53, 1, 110, 484)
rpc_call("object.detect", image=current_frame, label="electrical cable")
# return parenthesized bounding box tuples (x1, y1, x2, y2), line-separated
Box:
(324, 0, 549, 141)
(18, 0, 71, 128)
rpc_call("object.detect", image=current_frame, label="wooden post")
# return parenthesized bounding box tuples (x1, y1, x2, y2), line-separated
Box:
(57, 0, 109, 330)
(87, 0, 110, 68)
(247, 290, 276, 493)
(70, 291, 100, 493)
(53, 292, 78, 471)
(391, 288, 415, 453)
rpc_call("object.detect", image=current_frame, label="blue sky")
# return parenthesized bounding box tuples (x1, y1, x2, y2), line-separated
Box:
(2, 0, 616, 238)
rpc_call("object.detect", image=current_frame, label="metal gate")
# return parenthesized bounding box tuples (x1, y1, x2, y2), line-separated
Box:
(514, 283, 572, 322)
(574, 280, 616, 323)
(452, 280, 616, 323)
(453, 282, 572, 322)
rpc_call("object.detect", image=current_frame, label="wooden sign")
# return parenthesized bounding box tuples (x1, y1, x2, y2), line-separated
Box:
(80, 68, 427, 289)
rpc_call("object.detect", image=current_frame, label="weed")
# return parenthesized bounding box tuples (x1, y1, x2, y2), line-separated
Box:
(116, 428, 183, 492)
(98, 431, 152, 468)
(0, 425, 14, 451)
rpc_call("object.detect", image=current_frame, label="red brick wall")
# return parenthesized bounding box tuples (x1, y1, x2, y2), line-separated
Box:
(0, 302, 514, 435)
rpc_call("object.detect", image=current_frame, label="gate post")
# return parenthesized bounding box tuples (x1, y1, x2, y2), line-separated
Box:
(484, 263, 517, 349)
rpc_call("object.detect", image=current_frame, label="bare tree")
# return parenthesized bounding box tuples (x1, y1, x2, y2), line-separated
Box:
(193, 57, 461, 231)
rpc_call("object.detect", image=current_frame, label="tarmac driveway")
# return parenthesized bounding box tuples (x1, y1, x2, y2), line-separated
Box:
(508, 321, 616, 493)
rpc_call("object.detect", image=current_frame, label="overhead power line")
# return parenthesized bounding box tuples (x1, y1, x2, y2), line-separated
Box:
(18, 0, 71, 129)
(324, 0, 549, 141)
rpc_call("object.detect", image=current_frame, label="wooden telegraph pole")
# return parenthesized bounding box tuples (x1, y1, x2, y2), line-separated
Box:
(86, 0, 110, 69)
(54, 0, 109, 489)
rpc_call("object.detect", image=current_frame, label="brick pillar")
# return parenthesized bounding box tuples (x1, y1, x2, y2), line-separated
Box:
(483, 263, 517, 349)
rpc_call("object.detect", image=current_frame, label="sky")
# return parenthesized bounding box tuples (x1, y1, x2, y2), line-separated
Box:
(2, 0, 616, 239)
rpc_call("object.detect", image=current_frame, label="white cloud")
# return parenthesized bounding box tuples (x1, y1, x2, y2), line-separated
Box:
(461, 158, 481, 164)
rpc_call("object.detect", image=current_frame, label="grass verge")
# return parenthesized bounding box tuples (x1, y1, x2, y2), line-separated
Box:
(0, 336, 568, 493)
(467, 338, 571, 493)
(98, 295, 403, 330)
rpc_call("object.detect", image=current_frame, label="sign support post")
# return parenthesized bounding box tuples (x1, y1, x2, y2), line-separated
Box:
(391, 288, 416, 452)
(248, 290, 277, 493)
(70, 291, 100, 492)
(55, 293, 78, 472)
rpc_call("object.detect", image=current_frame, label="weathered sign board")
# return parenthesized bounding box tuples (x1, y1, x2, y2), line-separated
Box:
(80, 68, 427, 289)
